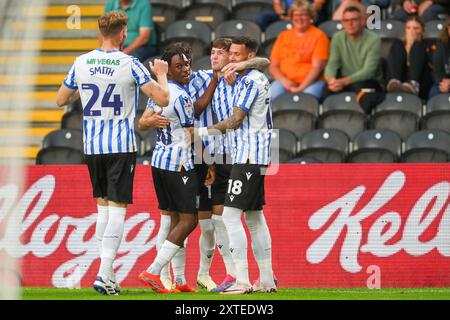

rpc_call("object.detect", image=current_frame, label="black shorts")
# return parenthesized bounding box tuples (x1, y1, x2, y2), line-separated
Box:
(211, 163, 232, 206)
(223, 164, 266, 211)
(152, 166, 198, 214)
(85, 152, 137, 204)
(195, 163, 212, 212)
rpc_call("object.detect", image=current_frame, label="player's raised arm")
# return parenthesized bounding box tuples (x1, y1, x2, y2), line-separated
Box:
(56, 64, 80, 107)
(193, 72, 218, 118)
(141, 59, 170, 107)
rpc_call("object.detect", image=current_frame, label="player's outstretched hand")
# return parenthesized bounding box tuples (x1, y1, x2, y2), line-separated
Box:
(149, 109, 170, 128)
(204, 165, 216, 186)
(149, 59, 168, 77)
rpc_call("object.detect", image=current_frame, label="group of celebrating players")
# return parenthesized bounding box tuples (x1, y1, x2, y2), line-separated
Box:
(56, 10, 277, 296)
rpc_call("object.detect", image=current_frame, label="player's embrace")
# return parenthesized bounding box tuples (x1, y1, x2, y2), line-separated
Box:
(55, 10, 170, 296)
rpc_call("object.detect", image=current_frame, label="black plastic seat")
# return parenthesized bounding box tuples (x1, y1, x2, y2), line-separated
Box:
(42, 128, 83, 153)
(298, 128, 349, 163)
(348, 129, 402, 163)
(371, 93, 423, 140)
(231, 0, 273, 22)
(151, 0, 183, 32)
(214, 20, 262, 44)
(61, 110, 82, 130)
(287, 156, 322, 164)
(180, 0, 230, 29)
(260, 20, 292, 57)
(318, 20, 343, 38)
(270, 128, 298, 163)
(371, 19, 405, 40)
(320, 92, 367, 139)
(425, 20, 445, 40)
(141, 129, 157, 157)
(163, 20, 212, 58)
(192, 55, 212, 71)
(272, 92, 319, 139)
(402, 129, 450, 163)
(36, 147, 84, 165)
(421, 93, 450, 133)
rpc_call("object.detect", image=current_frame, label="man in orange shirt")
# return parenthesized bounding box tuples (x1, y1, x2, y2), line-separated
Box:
(269, 0, 330, 100)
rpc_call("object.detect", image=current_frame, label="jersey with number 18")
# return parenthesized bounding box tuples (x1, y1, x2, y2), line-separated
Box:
(63, 49, 152, 155)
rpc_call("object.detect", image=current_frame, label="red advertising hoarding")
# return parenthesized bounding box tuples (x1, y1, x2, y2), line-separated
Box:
(0, 164, 449, 288)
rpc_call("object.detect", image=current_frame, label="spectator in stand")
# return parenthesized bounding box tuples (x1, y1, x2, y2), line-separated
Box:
(104, 0, 158, 62)
(333, 0, 367, 20)
(430, 17, 450, 98)
(256, 0, 327, 31)
(386, 16, 433, 99)
(391, 0, 449, 23)
(323, 6, 384, 113)
(269, 0, 330, 100)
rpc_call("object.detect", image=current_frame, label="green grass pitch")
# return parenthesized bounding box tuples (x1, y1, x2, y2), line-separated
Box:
(21, 287, 450, 300)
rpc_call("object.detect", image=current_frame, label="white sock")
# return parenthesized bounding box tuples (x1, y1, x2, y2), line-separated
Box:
(198, 219, 215, 277)
(147, 240, 180, 275)
(245, 210, 274, 287)
(212, 214, 236, 278)
(98, 206, 126, 280)
(157, 215, 171, 280)
(222, 206, 250, 287)
(95, 205, 109, 256)
(172, 247, 186, 285)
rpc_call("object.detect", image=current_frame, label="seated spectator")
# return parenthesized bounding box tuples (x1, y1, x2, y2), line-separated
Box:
(256, 0, 326, 31)
(386, 16, 433, 99)
(104, 0, 157, 62)
(391, 0, 449, 23)
(269, 0, 330, 100)
(333, 0, 367, 20)
(430, 17, 450, 98)
(323, 6, 384, 113)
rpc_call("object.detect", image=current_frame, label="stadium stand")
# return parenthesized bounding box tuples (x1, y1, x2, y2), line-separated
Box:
(214, 20, 262, 43)
(319, 92, 367, 140)
(231, 0, 274, 22)
(348, 129, 402, 163)
(402, 129, 450, 163)
(271, 92, 319, 139)
(271, 128, 298, 163)
(260, 20, 292, 57)
(151, 0, 183, 32)
(421, 93, 450, 133)
(318, 20, 343, 38)
(191, 54, 212, 71)
(371, 19, 405, 40)
(297, 128, 349, 163)
(180, 0, 230, 29)
(287, 156, 322, 164)
(60, 110, 82, 130)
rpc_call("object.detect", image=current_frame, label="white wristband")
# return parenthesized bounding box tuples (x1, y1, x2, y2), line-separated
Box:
(198, 127, 209, 137)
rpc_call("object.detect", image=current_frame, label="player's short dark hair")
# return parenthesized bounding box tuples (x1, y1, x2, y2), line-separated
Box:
(343, 6, 362, 15)
(212, 37, 232, 51)
(232, 36, 258, 53)
(161, 42, 192, 66)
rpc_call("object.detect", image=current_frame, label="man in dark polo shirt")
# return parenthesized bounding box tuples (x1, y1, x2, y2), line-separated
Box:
(105, 0, 158, 62)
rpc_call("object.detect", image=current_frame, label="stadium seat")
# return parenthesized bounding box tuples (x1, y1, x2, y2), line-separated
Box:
(371, 19, 404, 40)
(66, 99, 82, 112)
(163, 20, 212, 58)
(36, 147, 84, 165)
(318, 20, 343, 38)
(287, 156, 322, 164)
(319, 92, 367, 140)
(137, 156, 153, 165)
(61, 110, 82, 130)
(180, 0, 230, 29)
(192, 55, 212, 71)
(425, 20, 445, 40)
(42, 128, 83, 153)
(141, 129, 157, 157)
(348, 129, 402, 163)
(371, 93, 423, 140)
(260, 20, 292, 57)
(231, 0, 273, 22)
(271, 92, 319, 139)
(297, 128, 349, 163)
(402, 129, 450, 163)
(151, 0, 184, 32)
(421, 93, 450, 133)
(271, 128, 298, 163)
(214, 20, 262, 44)
(379, 38, 397, 81)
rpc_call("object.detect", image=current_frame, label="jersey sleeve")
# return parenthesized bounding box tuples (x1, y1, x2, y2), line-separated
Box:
(233, 77, 259, 113)
(187, 70, 213, 102)
(63, 64, 78, 90)
(146, 98, 155, 110)
(174, 93, 194, 127)
(131, 58, 152, 87)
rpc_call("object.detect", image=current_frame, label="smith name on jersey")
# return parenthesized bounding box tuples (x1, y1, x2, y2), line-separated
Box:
(64, 49, 152, 155)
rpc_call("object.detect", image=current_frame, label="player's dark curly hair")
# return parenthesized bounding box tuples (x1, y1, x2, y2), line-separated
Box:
(161, 42, 193, 66)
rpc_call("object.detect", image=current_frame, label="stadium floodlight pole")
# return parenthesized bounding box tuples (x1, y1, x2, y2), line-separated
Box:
(0, 0, 48, 300)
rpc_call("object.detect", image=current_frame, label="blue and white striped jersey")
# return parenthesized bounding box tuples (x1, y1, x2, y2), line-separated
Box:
(232, 69, 273, 165)
(149, 81, 195, 172)
(64, 49, 151, 155)
(186, 69, 216, 156)
(211, 77, 236, 155)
